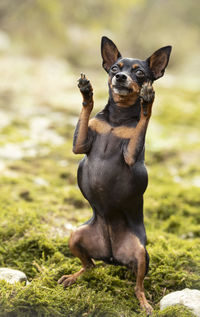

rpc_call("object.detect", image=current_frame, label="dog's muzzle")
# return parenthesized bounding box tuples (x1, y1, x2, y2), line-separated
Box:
(112, 73, 134, 96)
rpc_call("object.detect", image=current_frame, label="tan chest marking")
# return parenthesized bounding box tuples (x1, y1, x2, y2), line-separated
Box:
(89, 118, 135, 139)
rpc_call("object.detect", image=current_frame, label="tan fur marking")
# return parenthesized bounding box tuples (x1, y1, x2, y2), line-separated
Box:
(73, 104, 93, 153)
(118, 61, 124, 68)
(107, 223, 153, 314)
(111, 74, 140, 108)
(114, 126, 135, 139)
(131, 81, 140, 94)
(112, 229, 152, 313)
(122, 86, 154, 165)
(89, 113, 152, 166)
(132, 63, 139, 69)
(108, 76, 113, 89)
(89, 118, 111, 134)
(124, 118, 149, 165)
(57, 229, 95, 287)
(89, 118, 136, 139)
(134, 243, 153, 314)
(114, 231, 145, 264)
(112, 90, 139, 108)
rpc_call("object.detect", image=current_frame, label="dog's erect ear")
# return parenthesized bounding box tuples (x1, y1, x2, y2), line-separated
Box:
(146, 46, 172, 80)
(101, 36, 122, 72)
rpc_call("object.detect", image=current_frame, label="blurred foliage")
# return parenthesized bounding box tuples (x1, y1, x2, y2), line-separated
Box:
(0, 0, 199, 71)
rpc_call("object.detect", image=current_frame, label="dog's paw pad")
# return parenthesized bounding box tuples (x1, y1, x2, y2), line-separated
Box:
(140, 82, 155, 103)
(77, 73, 93, 96)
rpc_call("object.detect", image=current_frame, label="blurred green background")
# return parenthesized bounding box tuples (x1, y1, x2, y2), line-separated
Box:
(0, 1, 199, 316)
(0, 0, 199, 74)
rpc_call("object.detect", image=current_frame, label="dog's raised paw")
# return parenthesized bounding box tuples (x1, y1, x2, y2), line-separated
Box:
(140, 82, 155, 104)
(77, 73, 93, 99)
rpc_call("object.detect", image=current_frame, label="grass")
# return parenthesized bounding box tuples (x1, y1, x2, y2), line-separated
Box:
(0, 59, 199, 316)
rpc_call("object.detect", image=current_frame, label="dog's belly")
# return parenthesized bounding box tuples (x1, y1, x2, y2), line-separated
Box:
(78, 134, 148, 212)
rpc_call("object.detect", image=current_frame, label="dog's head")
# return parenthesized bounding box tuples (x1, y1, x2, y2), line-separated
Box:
(101, 36, 172, 107)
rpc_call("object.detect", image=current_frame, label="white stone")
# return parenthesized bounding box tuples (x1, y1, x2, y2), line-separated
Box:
(0, 268, 29, 285)
(0, 31, 10, 51)
(29, 116, 65, 145)
(34, 177, 49, 187)
(160, 288, 200, 317)
(64, 223, 75, 230)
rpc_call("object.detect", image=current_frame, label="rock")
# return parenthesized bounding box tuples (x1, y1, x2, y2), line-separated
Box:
(19, 190, 33, 202)
(0, 268, 29, 285)
(160, 288, 200, 317)
(34, 177, 49, 187)
(0, 31, 10, 52)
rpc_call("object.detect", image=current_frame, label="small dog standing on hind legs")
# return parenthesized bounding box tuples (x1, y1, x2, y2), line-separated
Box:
(58, 36, 172, 315)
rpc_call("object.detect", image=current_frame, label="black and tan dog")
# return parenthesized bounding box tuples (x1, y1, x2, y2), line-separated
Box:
(58, 37, 172, 314)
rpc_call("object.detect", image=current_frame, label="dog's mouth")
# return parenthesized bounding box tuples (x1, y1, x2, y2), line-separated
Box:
(112, 85, 133, 96)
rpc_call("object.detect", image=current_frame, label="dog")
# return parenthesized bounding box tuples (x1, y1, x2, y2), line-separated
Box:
(58, 36, 172, 315)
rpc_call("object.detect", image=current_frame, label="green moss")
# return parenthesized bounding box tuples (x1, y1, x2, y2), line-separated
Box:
(155, 305, 196, 317)
(154, 87, 200, 128)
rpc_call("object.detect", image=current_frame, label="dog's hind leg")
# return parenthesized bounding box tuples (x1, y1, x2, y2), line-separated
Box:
(111, 226, 153, 315)
(58, 217, 110, 287)
(134, 247, 153, 315)
(58, 228, 94, 287)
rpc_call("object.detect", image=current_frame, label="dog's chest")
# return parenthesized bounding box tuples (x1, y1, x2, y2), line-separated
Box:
(92, 130, 123, 159)
(89, 117, 137, 159)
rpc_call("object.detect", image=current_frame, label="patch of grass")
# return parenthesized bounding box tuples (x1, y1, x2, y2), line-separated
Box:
(154, 305, 196, 317)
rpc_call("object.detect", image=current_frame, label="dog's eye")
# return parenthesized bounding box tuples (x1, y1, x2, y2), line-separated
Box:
(111, 66, 118, 73)
(136, 70, 145, 78)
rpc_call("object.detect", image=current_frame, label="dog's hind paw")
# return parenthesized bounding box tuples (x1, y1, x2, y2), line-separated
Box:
(58, 274, 77, 287)
(143, 302, 153, 316)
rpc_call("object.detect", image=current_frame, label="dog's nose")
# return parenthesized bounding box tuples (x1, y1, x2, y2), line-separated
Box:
(115, 72, 127, 82)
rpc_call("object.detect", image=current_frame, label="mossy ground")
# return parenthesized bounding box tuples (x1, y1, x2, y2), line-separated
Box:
(0, 57, 199, 316)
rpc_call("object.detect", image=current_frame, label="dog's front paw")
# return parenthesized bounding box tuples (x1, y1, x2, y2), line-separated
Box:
(140, 82, 155, 117)
(140, 82, 155, 104)
(77, 73, 93, 103)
